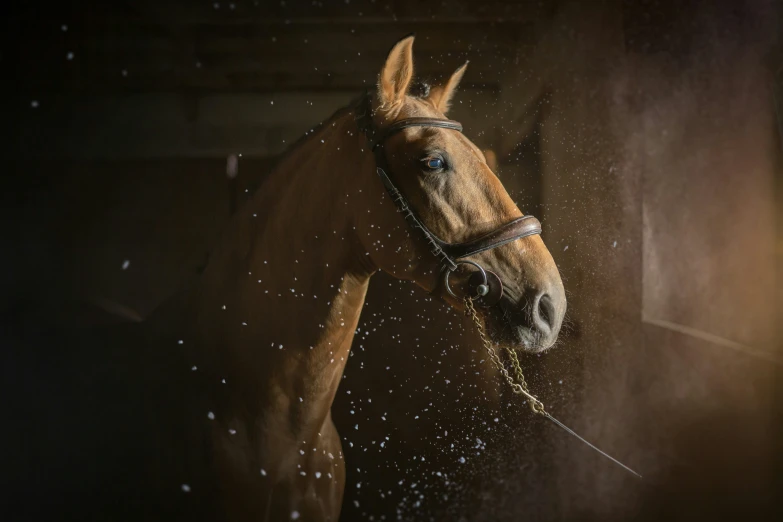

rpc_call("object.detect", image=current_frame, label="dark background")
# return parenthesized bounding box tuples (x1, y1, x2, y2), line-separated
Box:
(2, 1, 782, 520)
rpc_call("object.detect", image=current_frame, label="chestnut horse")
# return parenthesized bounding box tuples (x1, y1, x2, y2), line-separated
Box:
(4, 36, 565, 522)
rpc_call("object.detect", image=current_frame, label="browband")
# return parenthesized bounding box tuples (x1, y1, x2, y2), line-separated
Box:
(371, 118, 463, 150)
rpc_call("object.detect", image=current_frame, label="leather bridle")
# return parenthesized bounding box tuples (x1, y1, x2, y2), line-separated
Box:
(355, 92, 542, 307)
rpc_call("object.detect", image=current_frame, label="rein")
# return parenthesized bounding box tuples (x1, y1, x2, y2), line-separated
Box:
(355, 91, 641, 479)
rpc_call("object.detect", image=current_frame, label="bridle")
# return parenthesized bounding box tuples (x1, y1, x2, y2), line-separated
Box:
(355, 92, 543, 307)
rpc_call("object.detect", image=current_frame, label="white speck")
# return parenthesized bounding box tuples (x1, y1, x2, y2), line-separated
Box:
(299, 449, 305, 455)
(207, 411, 215, 420)
(181, 484, 191, 492)
(121, 260, 130, 270)
(30, 100, 39, 108)
(563, 245, 569, 251)
(458, 456, 466, 464)
(66, 52, 74, 60)
(270, 100, 274, 105)
(121, 69, 128, 77)
(178, 339, 184, 345)
(279, 344, 284, 350)
(315, 471, 322, 478)
(61, 24, 68, 31)
(229, 428, 236, 435)
(298, 397, 303, 402)
(291, 511, 300, 520)
(612, 241, 617, 248)
(260, 468, 267, 476)
(494, 417, 499, 422)
(191, 365, 197, 371)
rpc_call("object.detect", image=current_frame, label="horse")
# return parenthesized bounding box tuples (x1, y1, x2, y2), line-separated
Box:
(2, 36, 565, 522)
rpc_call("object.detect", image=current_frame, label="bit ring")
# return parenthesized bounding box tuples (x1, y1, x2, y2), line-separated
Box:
(444, 260, 489, 300)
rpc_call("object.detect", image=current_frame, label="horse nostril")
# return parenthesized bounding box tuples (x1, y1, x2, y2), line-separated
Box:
(534, 293, 555, 333)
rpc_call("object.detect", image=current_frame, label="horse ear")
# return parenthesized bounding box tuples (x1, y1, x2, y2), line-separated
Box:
(483, 149, 499, 172)
(377, 35, 415, 113)
(428, 62, 468, 114)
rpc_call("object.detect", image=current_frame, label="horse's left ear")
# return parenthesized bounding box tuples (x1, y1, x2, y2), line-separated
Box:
(378, 35, 416, 114)
(428, 62, 468, 114)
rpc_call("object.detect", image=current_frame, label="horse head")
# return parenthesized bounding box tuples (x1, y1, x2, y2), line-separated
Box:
(358, 36, 566, 353)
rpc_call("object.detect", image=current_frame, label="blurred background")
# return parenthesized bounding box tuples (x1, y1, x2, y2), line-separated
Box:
(2, 0, 782, 520)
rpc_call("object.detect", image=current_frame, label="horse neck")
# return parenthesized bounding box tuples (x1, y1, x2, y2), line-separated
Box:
(185, 108, 378, 434)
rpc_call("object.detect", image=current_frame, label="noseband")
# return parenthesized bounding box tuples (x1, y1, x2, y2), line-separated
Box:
(355, 93, 542, 307)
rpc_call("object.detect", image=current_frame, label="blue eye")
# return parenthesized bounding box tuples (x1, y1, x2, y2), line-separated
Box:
(425, 157, 444, 170)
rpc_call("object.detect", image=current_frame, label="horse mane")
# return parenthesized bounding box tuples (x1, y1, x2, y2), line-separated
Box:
(255, 94, 367, 194)
(261, 81, 429, 191)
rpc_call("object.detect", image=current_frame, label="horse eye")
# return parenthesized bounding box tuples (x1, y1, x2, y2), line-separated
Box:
(425, 157, 444, 170)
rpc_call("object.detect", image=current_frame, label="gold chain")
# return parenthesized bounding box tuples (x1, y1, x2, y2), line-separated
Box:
(464, 296, 546, 414)
(464, 297, 644, 478)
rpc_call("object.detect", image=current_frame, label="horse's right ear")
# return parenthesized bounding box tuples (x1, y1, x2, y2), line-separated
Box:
(377, 35, 415, 115)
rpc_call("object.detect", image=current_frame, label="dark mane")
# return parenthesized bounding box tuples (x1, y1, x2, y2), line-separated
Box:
(252, 81, 427, 197)
(270, 102, 358, 174)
